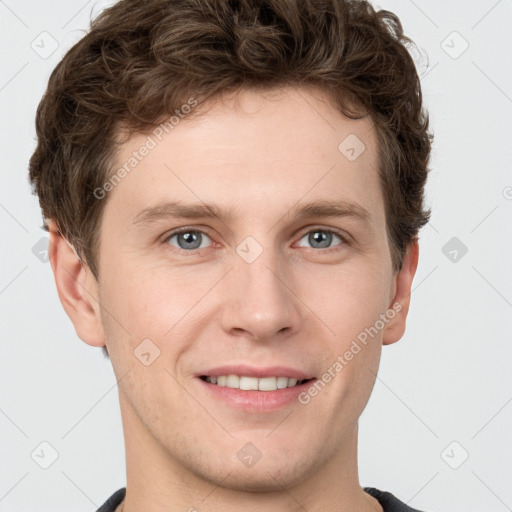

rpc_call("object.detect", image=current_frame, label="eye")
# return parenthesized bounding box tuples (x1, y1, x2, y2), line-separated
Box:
(295, 228, 346, 250)
(164, 229, 213, 251)
(162, 227, 347, 254)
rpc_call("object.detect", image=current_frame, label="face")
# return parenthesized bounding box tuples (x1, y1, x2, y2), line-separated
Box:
(65, 86, 416, 494)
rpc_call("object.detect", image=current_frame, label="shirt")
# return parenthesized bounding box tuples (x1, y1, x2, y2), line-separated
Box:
(95, 486, 427, 511)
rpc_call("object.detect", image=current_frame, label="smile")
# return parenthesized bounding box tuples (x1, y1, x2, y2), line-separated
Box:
(200, 375, 312, 391)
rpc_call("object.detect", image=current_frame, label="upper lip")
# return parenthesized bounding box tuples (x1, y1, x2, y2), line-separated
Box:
(196, 365, 315, 380)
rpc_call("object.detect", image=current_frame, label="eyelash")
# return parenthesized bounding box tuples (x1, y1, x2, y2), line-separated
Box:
(161, 226, 349, 255)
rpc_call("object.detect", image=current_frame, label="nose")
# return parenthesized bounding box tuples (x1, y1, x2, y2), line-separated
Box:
(219, 246, 302, 342)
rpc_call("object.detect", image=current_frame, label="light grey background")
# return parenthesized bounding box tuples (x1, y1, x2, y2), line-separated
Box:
(1, 1, 511, 511)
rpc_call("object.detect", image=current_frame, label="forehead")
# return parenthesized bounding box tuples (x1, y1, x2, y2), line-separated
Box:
(106, 85, 382, 228)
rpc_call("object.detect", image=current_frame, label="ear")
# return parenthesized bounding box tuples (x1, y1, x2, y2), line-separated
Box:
(382, 239, 420, 346)
(48, 222, 106, 348)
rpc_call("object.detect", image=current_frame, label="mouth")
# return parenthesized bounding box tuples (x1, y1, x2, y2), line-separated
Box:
(195, 365, 317, 411)
(199, 375, 314, 391)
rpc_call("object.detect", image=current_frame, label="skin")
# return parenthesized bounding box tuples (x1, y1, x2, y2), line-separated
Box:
(49, 85, 419, 512)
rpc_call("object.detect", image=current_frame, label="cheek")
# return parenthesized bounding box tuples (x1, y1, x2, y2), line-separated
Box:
(98, 255, 226, 378)
(300, 262, 389, 397)
(304, 260, 393, 339)
(100, 254, 198, 334)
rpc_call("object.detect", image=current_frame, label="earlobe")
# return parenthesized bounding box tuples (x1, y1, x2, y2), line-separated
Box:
(382, 239, 420, 346)
(48, 223, 106, 348)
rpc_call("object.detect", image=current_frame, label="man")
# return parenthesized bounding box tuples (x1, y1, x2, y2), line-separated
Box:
(29, 1, 433, 510)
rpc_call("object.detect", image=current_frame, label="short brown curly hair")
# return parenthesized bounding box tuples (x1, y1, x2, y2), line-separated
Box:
(29, 0, 432, 281)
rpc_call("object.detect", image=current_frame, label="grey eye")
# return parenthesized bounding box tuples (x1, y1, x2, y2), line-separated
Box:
(296, 230, 343, 249)
(167, 230, 211, 250)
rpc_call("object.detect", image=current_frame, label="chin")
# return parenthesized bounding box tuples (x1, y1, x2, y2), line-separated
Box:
(216, 465, 307, 493)
(188, 451, 317, 493)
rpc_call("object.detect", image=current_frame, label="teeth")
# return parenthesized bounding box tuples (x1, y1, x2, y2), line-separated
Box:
(204, 374, 306, 391)
(258, 377, 276, 391)
(276, 376, 289, 389)
(226, 375, 239, 388)
(240, 376, 258, 390)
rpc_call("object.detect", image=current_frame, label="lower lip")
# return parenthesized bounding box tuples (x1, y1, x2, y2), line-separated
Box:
(197, 377, 317, 412)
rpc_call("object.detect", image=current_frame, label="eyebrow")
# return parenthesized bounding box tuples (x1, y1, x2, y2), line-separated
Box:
(132, 199, 371, 227)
